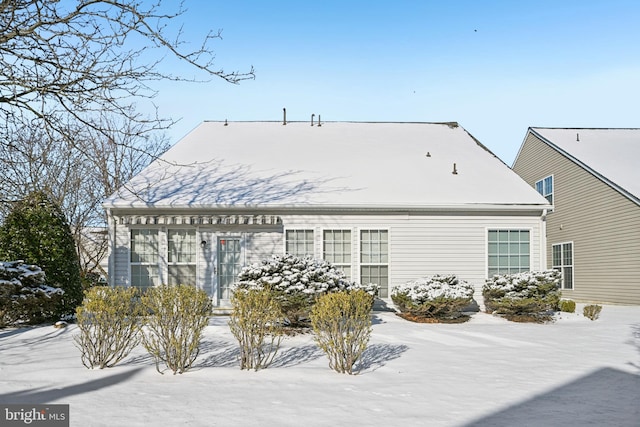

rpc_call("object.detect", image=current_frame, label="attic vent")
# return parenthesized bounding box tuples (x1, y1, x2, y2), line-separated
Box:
(452, 163, 458, 175)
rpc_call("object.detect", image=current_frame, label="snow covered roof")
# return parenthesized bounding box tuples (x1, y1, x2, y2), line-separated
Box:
(104, 121, 549, 211)
(528, 128, 640, 204)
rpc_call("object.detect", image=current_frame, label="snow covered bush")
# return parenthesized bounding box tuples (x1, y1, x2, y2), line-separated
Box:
(141, 284, 212, 374)
(390, 274, 475, 321)
(235, 254, 378, 327)
(0, 191, 82, 318)
(482, 270, 561, 321)
(310, 290, 372, 375)
(74, 286, 143, 369)
(229, 288, 284, 371)
(0, 260, 64, 327)
(583, 304, 602, 321)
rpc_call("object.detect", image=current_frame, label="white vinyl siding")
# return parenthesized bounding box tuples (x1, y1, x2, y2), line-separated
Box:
(112, 212, 546, 307)
(553, 242, 574, 290)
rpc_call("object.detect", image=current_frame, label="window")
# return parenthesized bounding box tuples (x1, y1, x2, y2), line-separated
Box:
(130, 229, 160, 290)
(167, 229, 196, 285)
(553, 242, 574, 290)
(487, 230, 530, 276)
(535, 175, 553, 204)
(285, 229, 314, 257)
(360, 230, 388, 297)
(323, 230, 352, 278)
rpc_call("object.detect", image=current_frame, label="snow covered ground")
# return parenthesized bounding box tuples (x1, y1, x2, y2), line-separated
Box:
(0, 304, 638, 427)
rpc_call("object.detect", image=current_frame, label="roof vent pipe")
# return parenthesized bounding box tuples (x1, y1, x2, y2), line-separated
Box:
(317, 114, 322, 127)
(283, 108, 287, 125)
(311, 113, 315, 126)
(224, 119, 228, 126)
(452, 163, 458, 175)
(576, 132, 580, 142)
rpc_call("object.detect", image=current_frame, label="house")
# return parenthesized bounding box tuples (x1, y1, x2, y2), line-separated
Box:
(103, 119, 551, 306)
(512, 127, 640, 305)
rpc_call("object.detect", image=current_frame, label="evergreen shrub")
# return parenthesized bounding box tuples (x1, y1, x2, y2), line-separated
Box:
(0, 191, 82, 317)
(235, 254, 378, 327)
(74, 286, 142, 369)
(390, 274, 475, 322)
(483, 270, 561, 322)
(0, 261, 64, 327)
(559, 299, 576, 313)
(141, 284, 211, 374)
(310, 290, 372, 375)
(583, 304, 602, 321)
(229, 288, 284, 370)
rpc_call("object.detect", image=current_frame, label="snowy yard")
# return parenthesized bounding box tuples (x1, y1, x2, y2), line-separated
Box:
(0, 304, 639, 427)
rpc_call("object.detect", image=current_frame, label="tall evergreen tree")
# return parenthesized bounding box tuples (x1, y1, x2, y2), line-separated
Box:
(0, 191, 82, 317)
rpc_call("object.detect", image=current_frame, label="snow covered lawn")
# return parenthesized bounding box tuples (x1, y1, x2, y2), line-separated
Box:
(1, 304, 638, 426)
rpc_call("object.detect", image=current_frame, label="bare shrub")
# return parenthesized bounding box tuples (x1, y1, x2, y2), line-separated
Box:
(310, 290, 373, 375)
(74, 286, 142, 369)
(229, 288, 284, 370)
(583, 304, 602, 321)
(141, 285, 212, 374)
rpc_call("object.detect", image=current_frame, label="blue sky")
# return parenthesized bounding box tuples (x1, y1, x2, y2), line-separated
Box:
(149, 0, 640, 164)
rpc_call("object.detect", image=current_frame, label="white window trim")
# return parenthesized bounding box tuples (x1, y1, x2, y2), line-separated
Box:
(321, 228, 353, 278)
(485, 227, 533, 278)
(358, 228, 390, 295)
(552, 241, 574, 290)
(167, 228, 197, 286)
(535, 174, 554, 207)
(283, 228, 316, 258)
(129, 227, 161, 289)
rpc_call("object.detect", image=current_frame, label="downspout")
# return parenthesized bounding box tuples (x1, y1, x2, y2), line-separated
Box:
(107, 208, 116, 287)
(541, 209, 548, 270)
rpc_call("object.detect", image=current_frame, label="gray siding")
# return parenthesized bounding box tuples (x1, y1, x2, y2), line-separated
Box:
(513, 132, 640, 305)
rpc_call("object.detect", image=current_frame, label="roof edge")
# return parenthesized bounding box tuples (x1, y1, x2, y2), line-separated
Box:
(526, 128, 640, 206)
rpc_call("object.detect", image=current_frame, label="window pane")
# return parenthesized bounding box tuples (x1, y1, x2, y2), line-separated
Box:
(131, 229, 158, 263)
(563, 267, 573, 289)
(536, 180, 543, 194)
(286, 229, 314, 257)
(487, 229, 530, 275)
(168, 229, 196, 263)
(168, 265, 196, 286)
(131, 265, 159, 290)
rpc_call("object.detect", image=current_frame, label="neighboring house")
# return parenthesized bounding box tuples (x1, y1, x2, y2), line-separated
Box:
(103, 120, 550, 306)
(513, 127, 640, 305)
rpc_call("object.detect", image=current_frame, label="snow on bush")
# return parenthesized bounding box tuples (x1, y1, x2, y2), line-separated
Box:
(0, 260, 64, 327)
(390, 274, 475, 320)
(482, 270, 561, 321)
(234, 254, 378, 326)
